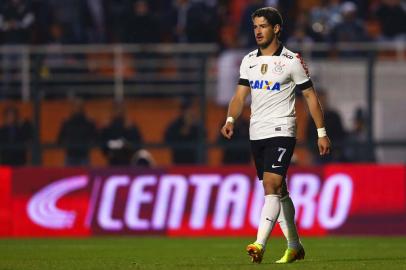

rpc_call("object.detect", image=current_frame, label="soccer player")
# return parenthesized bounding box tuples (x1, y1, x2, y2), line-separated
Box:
(220, 7, 331, 264)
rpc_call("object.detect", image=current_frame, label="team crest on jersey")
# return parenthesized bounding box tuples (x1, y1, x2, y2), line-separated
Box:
(272, 61, 285, 75)
(261, 64, 268, 74)
(249, 80, 281, 91)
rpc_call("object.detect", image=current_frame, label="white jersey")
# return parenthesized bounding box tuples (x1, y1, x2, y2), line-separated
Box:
(238, 45, 313, 140)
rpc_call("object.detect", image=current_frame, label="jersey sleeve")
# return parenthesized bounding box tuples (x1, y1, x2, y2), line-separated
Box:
(237, 56, 250, 87)
(291, 54, 313, 91)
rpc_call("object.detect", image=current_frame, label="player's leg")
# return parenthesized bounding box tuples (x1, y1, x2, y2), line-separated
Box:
(247, 172, 282, 263)
(277, 179, 301, 250)
(272, 138, 304, 263)
(255, 171, 283, 244)
(246, 139, 267, 263)
(246, 138, 285, 263)
(246, 140, 265, 263)
(276, 192, 305, 263)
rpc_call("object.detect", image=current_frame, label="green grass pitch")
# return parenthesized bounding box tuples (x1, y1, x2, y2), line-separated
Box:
(1, 236, 406, 270)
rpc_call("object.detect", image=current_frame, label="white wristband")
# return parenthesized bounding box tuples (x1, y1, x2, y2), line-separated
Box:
(226, 116, 235, 124)
(317, 127, 327, 138)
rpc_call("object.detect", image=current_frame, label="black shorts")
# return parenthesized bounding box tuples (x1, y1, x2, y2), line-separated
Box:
(250, 136, 296, 180)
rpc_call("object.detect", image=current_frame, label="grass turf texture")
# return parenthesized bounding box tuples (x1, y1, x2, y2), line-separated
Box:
(1, 237, 406, 270)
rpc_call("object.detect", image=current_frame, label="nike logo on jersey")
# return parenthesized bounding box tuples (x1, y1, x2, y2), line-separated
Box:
(250, 80, 281, 91)
(271, 164, 282, 168)
(249, 64, 258, 69)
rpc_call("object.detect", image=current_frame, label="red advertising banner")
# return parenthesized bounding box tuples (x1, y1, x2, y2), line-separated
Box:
(1, 165, 405, 237)
(324, 165, 406, 235)
(11, 168, 90, 237)
(0, 167, 12, 236)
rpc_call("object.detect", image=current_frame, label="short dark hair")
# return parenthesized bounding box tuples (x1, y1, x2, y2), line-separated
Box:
(251, 7, 283, 29)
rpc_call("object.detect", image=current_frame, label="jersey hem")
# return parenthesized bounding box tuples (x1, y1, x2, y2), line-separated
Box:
(249, 134, 296, 141)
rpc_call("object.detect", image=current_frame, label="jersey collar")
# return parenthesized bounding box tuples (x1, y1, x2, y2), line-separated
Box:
(256, 44, 284, 57)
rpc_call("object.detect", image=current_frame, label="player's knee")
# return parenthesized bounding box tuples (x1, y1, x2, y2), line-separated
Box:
(262, 173, 283, 195)
(263, 184, 281, 195)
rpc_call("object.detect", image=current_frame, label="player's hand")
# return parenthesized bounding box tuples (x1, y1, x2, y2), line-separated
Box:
(221, 122, 234, 139)
(318, 136, 331, 156)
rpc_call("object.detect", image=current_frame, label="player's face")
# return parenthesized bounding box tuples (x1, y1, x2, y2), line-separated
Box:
(253, 16, 278, 48)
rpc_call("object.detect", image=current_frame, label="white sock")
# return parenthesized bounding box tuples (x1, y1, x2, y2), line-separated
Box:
(255, 194, 281, 247)
(277, 195, 301, 249)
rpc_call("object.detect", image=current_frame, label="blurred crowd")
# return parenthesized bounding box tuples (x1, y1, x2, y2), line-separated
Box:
(0, 0, 405, 47)
(0, 94, 371, 167)
(0, 0, 394, 167)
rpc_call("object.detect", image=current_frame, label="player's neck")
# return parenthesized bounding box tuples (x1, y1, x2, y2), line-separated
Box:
(259, 39, 281, 56)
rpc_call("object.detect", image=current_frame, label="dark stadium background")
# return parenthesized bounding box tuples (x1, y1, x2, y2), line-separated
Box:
(0, 0, 405, 269)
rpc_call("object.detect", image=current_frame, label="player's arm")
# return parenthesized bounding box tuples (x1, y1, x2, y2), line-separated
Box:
(302, 87, 331, 155)
(221, 85, 250, 139)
